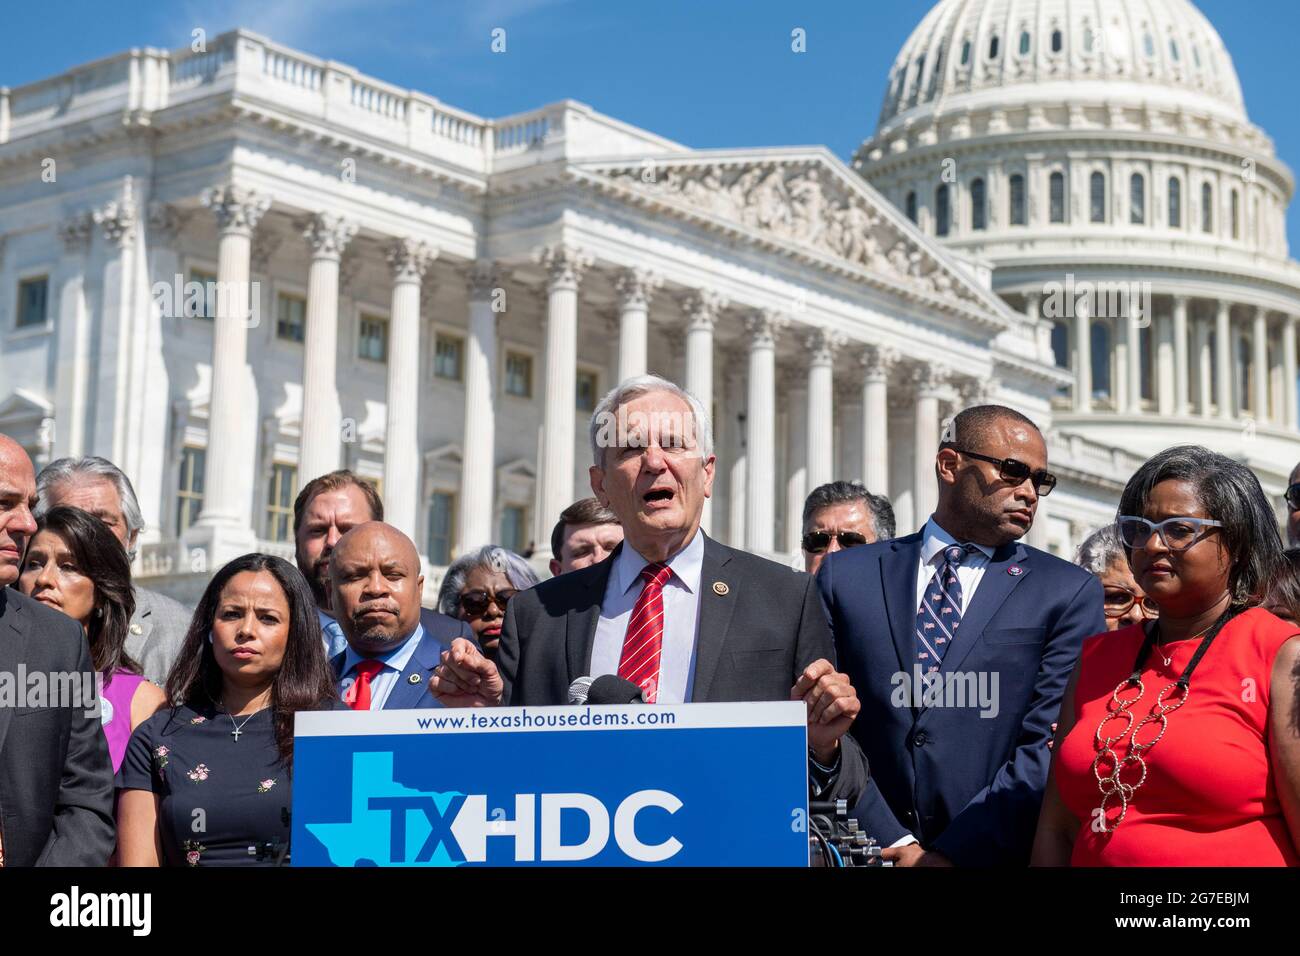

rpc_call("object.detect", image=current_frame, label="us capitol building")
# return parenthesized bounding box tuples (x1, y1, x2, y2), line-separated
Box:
(2, 0, 1298, 598)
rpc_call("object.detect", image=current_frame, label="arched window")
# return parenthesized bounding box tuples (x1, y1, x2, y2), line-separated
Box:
(989, 34, 1000, 59)
(1051, 29, 1063, 53)
(1050, 171, 1066, 223)
(961, 39, 971, 65)
(1232, 189, 1241, 239)
(1051, 322, 1069, 368)
(1019, 30, 1032, 56)
(1168, 177, 1182, 228)
(1130, 173, 1146, 224)
(1201, 182, 1213, 233)
(1009, 174, 1026, 225)
(1170, 38, 1180, 61)
(905, 190, 918, 224)
(935, 184, 950, 236)
(970, 178, 987, 230)
(1090, 171, 1106, 223)
(1091, 321, 1112, 399)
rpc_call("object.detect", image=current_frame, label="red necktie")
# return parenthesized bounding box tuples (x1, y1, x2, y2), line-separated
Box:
(348, 660, 384, 711)
(617, 563, 672, 703)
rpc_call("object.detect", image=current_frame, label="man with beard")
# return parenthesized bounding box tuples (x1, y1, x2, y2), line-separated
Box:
(293, 471, 470, 659)
(328, 522, 466, 710)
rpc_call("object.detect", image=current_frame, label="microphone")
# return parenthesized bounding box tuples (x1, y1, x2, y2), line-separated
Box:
(568, 676, 596, 704)
(586, 675, 645, 705)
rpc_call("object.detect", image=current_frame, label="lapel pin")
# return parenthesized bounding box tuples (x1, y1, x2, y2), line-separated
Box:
(130, 623, 143, 635)
(1008, 565, 1023, 576)
(408, 674, 422, 684)
(712, 581, 729, 595)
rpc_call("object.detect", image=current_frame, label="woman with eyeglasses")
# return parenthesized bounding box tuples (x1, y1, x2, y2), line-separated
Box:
(1073, 525, 1158, 631)
(436, 545, 540, 663)
(1032, 445, 1300, 866)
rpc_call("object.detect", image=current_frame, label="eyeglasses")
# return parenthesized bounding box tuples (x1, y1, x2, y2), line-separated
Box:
(1284, 483, 1300, 511)
(1102, 585, 1160, 619)
(1116, 515, 1223, 552)
(952, 449, 1057, 496)
(802, 530, 869, 554)
(458, 588, 517, 617)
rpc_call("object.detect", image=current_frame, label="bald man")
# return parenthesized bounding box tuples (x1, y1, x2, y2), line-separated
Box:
(0, 434, 115, 865)
(327, 521, 474, 710)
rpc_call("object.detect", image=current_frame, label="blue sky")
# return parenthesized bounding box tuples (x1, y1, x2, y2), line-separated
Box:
(5, 0, 1298, 248)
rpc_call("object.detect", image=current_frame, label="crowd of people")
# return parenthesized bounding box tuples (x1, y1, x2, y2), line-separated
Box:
(0, 371, 1297, 867)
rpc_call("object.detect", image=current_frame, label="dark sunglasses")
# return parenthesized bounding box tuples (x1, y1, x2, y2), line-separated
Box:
(952, 449, 1057, 495)
(458, 588, 517, 617)
(1102, 586, 1160, 619)
(1285, 483, 1300, 511)
(802, 530, 869, 554)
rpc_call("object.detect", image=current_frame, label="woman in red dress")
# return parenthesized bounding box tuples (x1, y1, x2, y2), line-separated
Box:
(1032, 445, 1300, 866)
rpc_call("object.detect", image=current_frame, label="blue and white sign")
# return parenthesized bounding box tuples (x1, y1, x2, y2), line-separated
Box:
(291, 702, 809, 867)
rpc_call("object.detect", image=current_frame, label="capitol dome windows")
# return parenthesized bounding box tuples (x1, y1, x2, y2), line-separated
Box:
(960, 38, 971, 66)
(970, 178, 987, 230)
(1231, 189, 1241, 239)
(1082, 25, 1096, 54)
(905, 190, 918, 223)
(1019, 30, 1031, 57)
(1170, 38, 1181, 62)
(1090, 172, 1107, 223)
(1051, 29, 1063, 54)
(989, 34, 1000, 60)
(1168, 177, 1182, 229)
(1009, 174, 1027, 225)
(1049, 171, 1066, 223)
(1201, 182, 1214, 233)
(1143, 31, 1156, 59)
(935, 183, 951, 236)
(1130, 173, 1146, 225)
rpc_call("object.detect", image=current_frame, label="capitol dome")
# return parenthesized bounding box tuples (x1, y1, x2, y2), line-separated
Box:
(877, 0, 1247, 136)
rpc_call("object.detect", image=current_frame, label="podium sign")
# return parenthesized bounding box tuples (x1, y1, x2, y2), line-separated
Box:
(291, 701, 809, 867)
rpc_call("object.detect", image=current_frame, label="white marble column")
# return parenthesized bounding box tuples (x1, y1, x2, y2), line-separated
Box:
(1195, 311, 1213, 417)
(1172, 295, 1190, 416)
(745, 310, 784, 554)
(299, 213, 356, 486)
(381, 238, 434, 539)
(1284, 315, 1299, 430)
(725, 354, 747, 548)
(53, 211, 94, 459)
(459, 261, 500, 554)
(912, 364, 945, 525)
(805, 327, 843, 492)
(536, 243, 592, 556)
(1253, 306, 1270, 422)
(1073, 302, 1092, 413)
(1126, 310, 1144, 414)
(681, 290, 725, 534)
(783, 378, 808, 555)
(1156, 308, 1176, 416)
(193, 184, 269, 547)
(613, 267, 660, 383)
(90, 192, 139, 465)
(860, 346, 896, 495)
(1215, 300, 1233, 420)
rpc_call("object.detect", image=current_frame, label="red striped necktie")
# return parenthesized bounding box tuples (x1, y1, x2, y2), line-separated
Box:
(616, 562, 673, 703)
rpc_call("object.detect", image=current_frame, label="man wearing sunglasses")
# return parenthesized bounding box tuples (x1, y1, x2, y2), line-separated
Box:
(802, 480, 896, 575)
(818, 404, 1104, 866)
(1283, 462, 1300, 547)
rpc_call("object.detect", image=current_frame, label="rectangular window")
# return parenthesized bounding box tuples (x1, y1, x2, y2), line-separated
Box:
(359, 314, 388, 362)
(427, 491, 455, 565)
(1050, 172, 1066, 223)
(264, 463, 297, 542)
(276, 293, 306, 342)
(176, 446, 206, 534)
(576, 369, 599, 411)
(434, 333, 464, 381)
(186, 268, 217, 320)
(500, 504, 527, 554)
(16, 276, 49, 328)
(504, 351, 533, 397)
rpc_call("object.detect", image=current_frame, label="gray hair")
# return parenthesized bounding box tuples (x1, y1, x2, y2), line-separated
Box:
(1074, 524, 1125, 577)
(801, 480, 896, 541)
(35, 456, 144, 560)
(588, 374, 714, 467)
(436, 545, 541, 616)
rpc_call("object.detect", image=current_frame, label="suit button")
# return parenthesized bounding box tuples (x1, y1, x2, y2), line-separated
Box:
(903, 810, 916, 824)
(913, 731, 929, 747)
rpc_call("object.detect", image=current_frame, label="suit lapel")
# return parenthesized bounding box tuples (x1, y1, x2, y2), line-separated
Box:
(688, 535, 736, 703)
(0, 592, 29, 757)
(880, 534, 924, 674)
(565, 549, 617, 686)
(384, 633, 443, 710)
(937, 542, 1031, 677)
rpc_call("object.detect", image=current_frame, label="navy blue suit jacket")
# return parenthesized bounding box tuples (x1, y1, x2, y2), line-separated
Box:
(817, 531, 1104, 866)
(329, 608, 474, 710)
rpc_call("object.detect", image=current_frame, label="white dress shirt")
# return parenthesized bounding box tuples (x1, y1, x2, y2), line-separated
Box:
(589, 532, 705, 704)
(337, 624, 424, 711)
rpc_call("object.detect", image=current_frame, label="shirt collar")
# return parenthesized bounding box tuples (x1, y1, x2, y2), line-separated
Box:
(342, 622, 424, 678)
(921, 516, 996, 566)
(613, 530, 705, 597)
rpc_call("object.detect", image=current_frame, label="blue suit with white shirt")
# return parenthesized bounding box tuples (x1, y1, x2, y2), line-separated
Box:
(817, 517, 1104, 866)
(328, 609, 475, 710)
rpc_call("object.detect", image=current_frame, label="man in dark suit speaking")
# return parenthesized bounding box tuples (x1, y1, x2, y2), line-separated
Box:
(0, 434, 115, 865)
(431, 375, 866, 800)
(818, 405, 1104, 866)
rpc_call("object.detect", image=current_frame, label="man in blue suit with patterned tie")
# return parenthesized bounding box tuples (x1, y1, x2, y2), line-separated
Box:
(818, 405, 1104, 866)
(328, 521, 472, 710)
